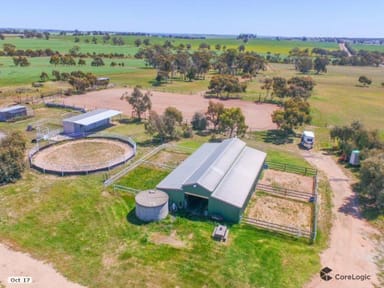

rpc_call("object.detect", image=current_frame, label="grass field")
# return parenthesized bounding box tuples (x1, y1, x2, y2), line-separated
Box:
(351, 43, 384, 52)
(0, 106, 332, 288)
(2, 34, 338, 56)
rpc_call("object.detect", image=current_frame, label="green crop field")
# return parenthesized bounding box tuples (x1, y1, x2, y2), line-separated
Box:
(351, 43, 384, 52)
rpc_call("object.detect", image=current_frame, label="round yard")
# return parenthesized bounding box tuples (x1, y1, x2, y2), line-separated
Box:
(31, 138, 134, 174)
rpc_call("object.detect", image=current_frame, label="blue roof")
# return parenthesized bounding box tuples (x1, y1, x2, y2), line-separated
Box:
(63, 109, 121, 126)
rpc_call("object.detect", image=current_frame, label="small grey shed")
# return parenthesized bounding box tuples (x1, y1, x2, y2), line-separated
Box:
(135, 190, 169, 222)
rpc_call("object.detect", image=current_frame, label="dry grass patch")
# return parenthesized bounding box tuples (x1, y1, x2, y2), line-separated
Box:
(247, 192, 312, 231)
(259, 170, 314, 193)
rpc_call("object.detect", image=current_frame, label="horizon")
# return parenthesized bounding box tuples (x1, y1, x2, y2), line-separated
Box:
(0, 0, 383, 38)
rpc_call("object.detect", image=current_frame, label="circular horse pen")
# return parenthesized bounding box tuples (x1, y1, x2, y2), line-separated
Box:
(30, 137, 135, 175)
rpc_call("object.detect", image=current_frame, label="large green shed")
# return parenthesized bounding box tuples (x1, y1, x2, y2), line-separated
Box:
(156, 138, 266, 223)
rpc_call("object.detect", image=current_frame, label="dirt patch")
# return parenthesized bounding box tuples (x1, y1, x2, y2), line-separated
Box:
(0, 243, 85, 288)
(247, 192, 312, 230)
(31, 138, 134, 173)
(60, 88, 278, 131)
(149, 150, 190, 167)
(150, 230, 186, 249)
(259, 170, 314, 193)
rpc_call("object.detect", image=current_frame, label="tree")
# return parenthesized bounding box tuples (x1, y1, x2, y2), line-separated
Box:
(40, 72, 49, 82)
(272, 98, 311, 133)
(78, 58, 86, 66)
(143, 38, 150, 46)
(49, 54, 60, 65)
(208, 74, 246, 98)
(206, 101, 224, 131)
(238, 44, 245, 52)
(164, 106, 183, 124)
(272, 77, 288, 98)
(13, 56, 30, 67)
(134, 38, 142, 47)
(261, 78, 273, 99)
(359, 153, 384, 209)
(295, 57, 313, 73)
(52, 70, 61, 81)
(0, 34, 4, 40)
(121, 86, 152, 121)
(91, 57, 104, 66)
(0, 131, 27, 184)
(218, 107, 248, 137)
(191, 112, 207, 131)
(144, 108, 183, 141)
(314, 56, 329, 74)
(358, 75, 372, 87)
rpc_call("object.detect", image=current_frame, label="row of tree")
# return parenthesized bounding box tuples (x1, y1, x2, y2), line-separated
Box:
(120, 87, 248, 140)
(135, 44, 266, 83)
(261, 76, 316, 100)
(0, 132, 26, 184)
(39, 70, 97, 93)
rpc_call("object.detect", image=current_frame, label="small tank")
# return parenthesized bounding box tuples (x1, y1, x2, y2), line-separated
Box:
(135, 189, 169, 222)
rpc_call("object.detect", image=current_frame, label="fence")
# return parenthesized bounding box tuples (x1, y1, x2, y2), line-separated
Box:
(265, 161, 317, 176)
(113, 184, 139, 194)
(103, 144, 166, 186)
(29, 134, 136, 176)
(242, 217, 312, 239)
(45, 102, 86, 113)
(256, 183, 314, 202)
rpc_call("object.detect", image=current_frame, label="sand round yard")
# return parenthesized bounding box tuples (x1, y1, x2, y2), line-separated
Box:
(31, 138, 134, 174)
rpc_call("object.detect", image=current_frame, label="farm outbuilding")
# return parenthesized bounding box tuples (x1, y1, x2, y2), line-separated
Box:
(62, 109, 121, 135)
(156, 138, 267, 223)
(135, 190, 169, 222)
(0, 105, 27, 121)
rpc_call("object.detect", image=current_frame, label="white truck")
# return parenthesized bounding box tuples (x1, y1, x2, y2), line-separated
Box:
(301, 131, 315, 149)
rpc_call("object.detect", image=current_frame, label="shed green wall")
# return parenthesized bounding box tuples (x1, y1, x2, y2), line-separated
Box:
(208, 199, 241, 223)
(162, 189, 184, 208)
(182, 184, 211, 199)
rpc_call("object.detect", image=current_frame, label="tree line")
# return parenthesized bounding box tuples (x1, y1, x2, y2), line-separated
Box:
(120, 86, 248, 141)
(330, 121, 384, 210)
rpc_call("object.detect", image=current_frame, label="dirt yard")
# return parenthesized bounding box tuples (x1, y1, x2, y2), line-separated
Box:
(59, 88, 278, 131)
(32, 138, 134, 172)
(247, 192, 312, 230)
(259, 170, 314, 193)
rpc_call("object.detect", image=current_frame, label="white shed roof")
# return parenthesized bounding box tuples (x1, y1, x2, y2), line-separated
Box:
(0, 105, 26, 113)
(63, 109, 121, 126)
(157, 138, 266, 209)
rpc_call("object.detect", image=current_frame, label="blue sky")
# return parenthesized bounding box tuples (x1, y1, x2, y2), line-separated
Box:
(1, 0, 383, 37)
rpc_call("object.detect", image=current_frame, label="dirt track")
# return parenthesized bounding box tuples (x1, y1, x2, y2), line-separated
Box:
(303, 151, 379, 288)
(60, 88, 278, 131)
(0, 244, 85, 288)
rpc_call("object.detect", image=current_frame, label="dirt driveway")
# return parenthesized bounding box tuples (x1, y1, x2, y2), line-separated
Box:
(0, 243, 85, 288)
(60, 88, 278, 131)
(303, 151, 379, 288)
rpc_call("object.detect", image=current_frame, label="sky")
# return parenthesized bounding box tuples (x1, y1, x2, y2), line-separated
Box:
(1, 0, 383, 38)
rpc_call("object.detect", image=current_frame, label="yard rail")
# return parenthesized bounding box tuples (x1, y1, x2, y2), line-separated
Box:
(242, 217, 312, 239)
(265, 161, 317, 176)
(103, 144, 166, 187)
(256, 183, 314, 202)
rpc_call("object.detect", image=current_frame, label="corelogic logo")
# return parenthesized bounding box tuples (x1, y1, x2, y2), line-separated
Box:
(320, 267, 332, 281)
(319, 267, 371, 282)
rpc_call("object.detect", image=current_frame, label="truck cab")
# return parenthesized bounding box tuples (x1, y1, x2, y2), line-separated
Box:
(301, 131, 315, 149)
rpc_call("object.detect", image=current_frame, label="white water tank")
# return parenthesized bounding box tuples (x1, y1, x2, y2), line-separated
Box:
(135, 190, 169, 222)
